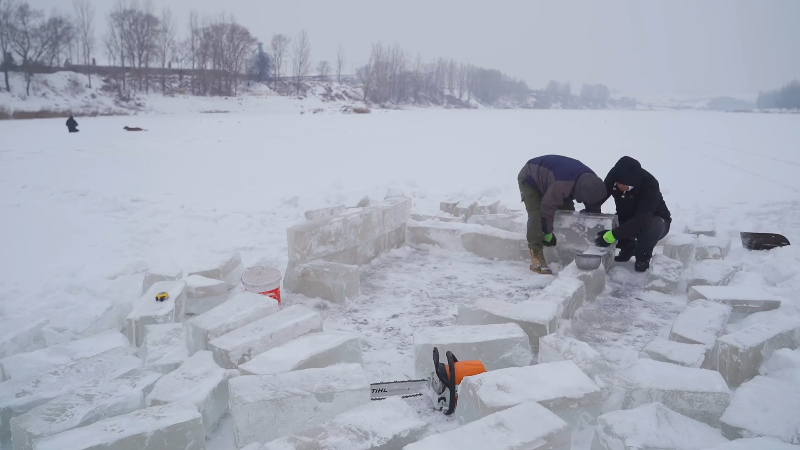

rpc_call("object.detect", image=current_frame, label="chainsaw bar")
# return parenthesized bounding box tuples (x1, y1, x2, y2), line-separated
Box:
(370, 378, 428, 400)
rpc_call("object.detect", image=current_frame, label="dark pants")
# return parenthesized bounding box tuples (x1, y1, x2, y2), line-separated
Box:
(519, 180, 574, 250)
(617, 216, 670, 262)
(68, 127, 79, 133)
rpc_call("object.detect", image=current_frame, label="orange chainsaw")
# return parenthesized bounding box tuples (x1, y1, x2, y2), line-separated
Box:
(370, 347, 487, 415)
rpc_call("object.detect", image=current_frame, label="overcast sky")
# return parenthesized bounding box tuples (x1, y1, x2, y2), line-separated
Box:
(30, 0, 800, 95)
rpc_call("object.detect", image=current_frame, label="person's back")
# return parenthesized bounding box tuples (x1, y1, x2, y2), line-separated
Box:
(66, 116, 78, 133)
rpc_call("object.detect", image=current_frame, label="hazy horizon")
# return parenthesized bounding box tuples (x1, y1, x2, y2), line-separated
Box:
(27, 0, 800, 96)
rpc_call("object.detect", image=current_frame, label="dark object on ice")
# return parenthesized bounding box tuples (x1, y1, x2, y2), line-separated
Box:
(634, 260, 650, 272)
(66, 116, 79, 133)
(741, 232, 791, 251)
(155, 292, 169, 302)
(124, 126, 146, 131)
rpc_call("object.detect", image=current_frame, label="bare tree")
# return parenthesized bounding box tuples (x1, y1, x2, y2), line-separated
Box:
(155, 6, 175, 93)
(316, 60, 330, 81)
(72, 0, 94, 87)
(269, 33, 289, 90)
(291, 29, 310, 94)
(41, 11, 73, 68)
(411, 52, 424, 103)
(336, 42, 344, 83)
(9, 2, 48, 95)
(0, 0, 17, 91)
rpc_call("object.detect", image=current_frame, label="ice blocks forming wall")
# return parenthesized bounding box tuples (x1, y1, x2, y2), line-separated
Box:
(591, 402, 728, 450)
(715, 316, 800, 387)
(146, 351, 233, 438)
(208, 304, 323, 369)
(186, 292, 279, 354)
(0, 319, 48, 360)
(0, 330, 129, 381)
(142, 323, 189, 374)
(0, 347, 141, 443)
(187, 252, 245, 289)
(406, 401, 571, 450)
(610, 359, 732, 426)
(185, 275, 228, 316)
(10, 368, 162, 450)
(126, 280, 187, 347)
(34, 401, 205, 450)
(239, 331, 362, 375)
(460, 231, 528, 261)
(457, 300, 559, 353)
(412, 323, 533, 378)
(688, 286, 783, 314)
(719, 376, 800, 444)
(663, 234, 698, 265)
(262, 397, 428, 450)
(229, 364, 370, 446)
(644, 254, 684, 294)
(141, 270, 183, 296)
(639, 338, 707, 368)
(283, 260, 360, 304)
(304, 205, 346, 221)
(456, 360, 602, 425)
(538, 334, 613, 378)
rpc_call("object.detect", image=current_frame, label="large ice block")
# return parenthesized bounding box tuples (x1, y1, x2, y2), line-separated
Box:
(538, 334, 613, 378)
(34, 401, 205, 450)
(185, 275, 228, 316)
(701, 438, 799, 450)
(545, 246, 614, 274)
(146, 351, 233, 438)
(456, 360, 602, 425)
(688, 286, 783, 314)
(0, 319, 48, 360)
(378, 196, 412, 234)
(591, 402, 729, 450)
(608, 359, 731, 426)
(715, 316, 800, 387)
(695, 236, 732, 261)
(10, 368, 162, 450)
(558, 260, 606, 301)
(141, 270, 183, 296)
(457, 300, 559, 352)
(686, 260, 742, 291)
(186, 292, 279, 354)
(644, 254, 684, 294)
(639, 338, 707, 368)
(229, 364, 370, 446)
(0, 347, 141, 443)
(208, 304, 323, 368)
(720, 376, 800, 444)
(759, 348, 800, 384)
(239, 331, 362, 376)
(262, 397, 427, 450)
(663, 234, 698, 265)
(406, 401, 570, 450)
(187, 252, 245, 289)
(407, 222, 466, 251)
(304, 204, 346, 221)
(466, 213, 527, 234)
(142, 323, 189, 374)
(283, 260, 360, 304)
(287, 207, 382, 262)
(460, 231, 527, 261)
(670, 300, 732, 348)
(0, 330, 129, 381)
(413, 324, 533, 378)
(126, 280, 187, 347)
(551, 210, 619, 250)
(538, 276, 587, 319)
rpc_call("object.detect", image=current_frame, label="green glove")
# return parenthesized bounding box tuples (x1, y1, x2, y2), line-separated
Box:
(594, 230, 616, 247)
(543, 233, 557, 247)
(603, 231, 616, 244)
(543, 233, 554, 243)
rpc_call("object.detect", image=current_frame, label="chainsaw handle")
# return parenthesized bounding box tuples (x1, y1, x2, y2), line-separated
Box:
(444, 350, 458, 416)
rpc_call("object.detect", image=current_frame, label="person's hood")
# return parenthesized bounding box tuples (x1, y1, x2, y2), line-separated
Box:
(574, 173, 607, 206)
(612, 156, 644, 187)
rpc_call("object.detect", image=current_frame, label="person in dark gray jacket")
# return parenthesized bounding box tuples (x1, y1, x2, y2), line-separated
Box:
(518, 155, 607, 274)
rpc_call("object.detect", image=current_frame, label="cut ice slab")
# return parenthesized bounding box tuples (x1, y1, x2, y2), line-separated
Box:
(0, 319, 48, 360)
(537, 276, 587, 320)
(239, 331, 362, 376)
(701, 438, 799, 450)
(208, 304, 323, 369)
(185, 275, 228, 316)
(457, 300, 559, 353)
(558, 260, 607, 301)
(688, 286, 783, 314)
(406, 401, 570, 450)
(186, 292, 280, 354)
(456, 360, 602, 425)
(639, 338, 707, 368)
(126, 280, 187, 347)
(262, 397, 427, 450)
(663, 234, 698, 265)
(187, 252, 245, 289)
(10, 368, 162, 450)
(146, 351, 234, 438)
(460, 230, 527, 261)
(412, 323, 533, 378)
(551, 210, 619, 250)
(229, 364, 370, 446)
(466, 213, 527, 234)
(759, 348, 800, 384)
(644, 254, 684, 295)
(591, 402, 729, 450)
(141, 269, 183, 296)
(304, 204, 346, 221)
(670, 300, 733, 349)
(720, 376, 800, 444)
(686, 260, 742, 292)
(538, 334, 613, 378)
(685, 225, 717, 237)
(0, 330, 129, 381)
(33, 401, 205, 450)
(608, 359, 731, 426)
(695, 235, 732, 260)
(142, 323, 189, 374)
(283, 260, 360, 304)
(0, 347, 141, 443)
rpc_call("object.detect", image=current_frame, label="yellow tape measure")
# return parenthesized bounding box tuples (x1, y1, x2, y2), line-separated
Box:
(155, 292, 169, 302)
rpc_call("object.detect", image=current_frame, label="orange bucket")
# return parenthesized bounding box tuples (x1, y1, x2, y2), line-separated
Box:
(241, 266, 282, 304)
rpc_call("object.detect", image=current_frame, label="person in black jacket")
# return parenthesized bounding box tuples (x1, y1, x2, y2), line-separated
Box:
(66, 116, 79, 133)
(594, 156, 672, 272)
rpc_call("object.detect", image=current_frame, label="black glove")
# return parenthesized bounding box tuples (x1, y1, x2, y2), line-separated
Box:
(542, 233, 557, 247)
(594, 230, 614, 248)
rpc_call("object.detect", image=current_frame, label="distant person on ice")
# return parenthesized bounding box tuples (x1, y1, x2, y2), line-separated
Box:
(66, 116, 79, 133)
(518, 155, 607, 275)
(594, 156, 672, 272)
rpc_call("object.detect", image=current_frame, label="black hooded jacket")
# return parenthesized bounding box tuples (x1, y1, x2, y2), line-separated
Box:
(603, 156, 671, 240)
(66, 116, 78, 130)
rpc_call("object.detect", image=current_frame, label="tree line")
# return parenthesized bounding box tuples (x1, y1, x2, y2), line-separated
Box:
(756, 80, 800, 110)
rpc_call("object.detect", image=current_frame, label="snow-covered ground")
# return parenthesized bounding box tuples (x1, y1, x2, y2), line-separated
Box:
(1, 107, 800, 448)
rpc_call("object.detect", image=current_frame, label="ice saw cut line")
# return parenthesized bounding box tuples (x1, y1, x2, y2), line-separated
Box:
(370, 347, 486, 416)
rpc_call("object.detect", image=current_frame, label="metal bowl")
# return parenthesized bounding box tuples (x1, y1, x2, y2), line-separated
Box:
(575, 253, 602, 270)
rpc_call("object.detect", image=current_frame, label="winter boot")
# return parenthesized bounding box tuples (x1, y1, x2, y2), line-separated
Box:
(529, 248, 553, 275)
(634, 259, 650, 273)
(615, 240, 637, 262)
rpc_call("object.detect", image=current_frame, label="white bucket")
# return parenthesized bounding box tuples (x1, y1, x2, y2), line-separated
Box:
(241, 266, 282, 304)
